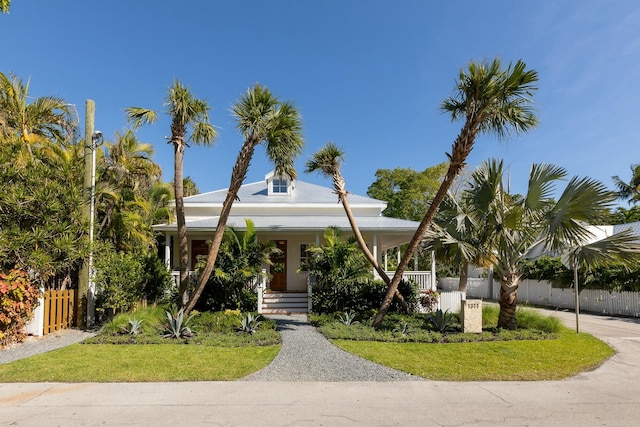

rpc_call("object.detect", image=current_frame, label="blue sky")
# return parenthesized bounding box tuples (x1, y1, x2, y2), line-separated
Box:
(2, 1, 639, 200)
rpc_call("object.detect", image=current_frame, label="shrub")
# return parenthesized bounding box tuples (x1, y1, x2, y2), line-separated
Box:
(94, 250, 145, 317)
(0, 269, 41, 346)
(311, 278, 419, 315)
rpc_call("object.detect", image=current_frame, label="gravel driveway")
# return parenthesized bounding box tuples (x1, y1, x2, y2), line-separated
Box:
(242, 314, 422, 381)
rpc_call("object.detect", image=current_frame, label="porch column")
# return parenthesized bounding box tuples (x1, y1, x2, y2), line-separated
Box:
(373, 235, 378, 263)
(397, 247, 401, 265)
(431, 250, 436, 291)
(384, 250, 388, 271)
(164, 234, 171, 269)
(414, 248, 418, 271)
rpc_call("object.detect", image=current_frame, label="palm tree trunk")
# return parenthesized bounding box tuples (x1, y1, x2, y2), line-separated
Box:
(458, 260, 469, 294)
(372, 119, 480, 328)
(184, 138, 258, 313)
(497, 279, 518, 330)
(335, 173, 409, 311)
(174, 142, 190, 307)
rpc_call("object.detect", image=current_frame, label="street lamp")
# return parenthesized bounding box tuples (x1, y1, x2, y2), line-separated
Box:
(87, 130, 103, 326)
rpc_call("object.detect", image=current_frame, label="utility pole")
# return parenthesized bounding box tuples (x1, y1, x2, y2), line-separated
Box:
(77, 99, 95, 328)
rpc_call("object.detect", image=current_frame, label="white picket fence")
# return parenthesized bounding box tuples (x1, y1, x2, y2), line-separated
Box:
(438, 277, 640, 318)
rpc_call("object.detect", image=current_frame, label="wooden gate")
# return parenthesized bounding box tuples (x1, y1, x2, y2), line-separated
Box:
(43, 289, 76, 334)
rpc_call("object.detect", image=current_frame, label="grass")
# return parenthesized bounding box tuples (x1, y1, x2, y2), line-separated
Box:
(332, 331, 613, 381)
(0, 307, 282, 382)
(316, 305, 614, 381)
(0, 344, 280, 382)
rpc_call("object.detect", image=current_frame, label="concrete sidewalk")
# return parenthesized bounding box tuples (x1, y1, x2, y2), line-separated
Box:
(2, 308, 639, 426)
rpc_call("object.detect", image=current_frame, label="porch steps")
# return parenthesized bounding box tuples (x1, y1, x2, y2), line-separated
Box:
(261, 291, 308, 314)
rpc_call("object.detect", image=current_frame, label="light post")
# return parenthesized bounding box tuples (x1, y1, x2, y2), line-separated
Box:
(87, 130, 103, 326)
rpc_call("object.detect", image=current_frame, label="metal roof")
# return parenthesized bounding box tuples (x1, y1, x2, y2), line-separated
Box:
(154, 215, 420, 232)
(183, 179, 385, 206)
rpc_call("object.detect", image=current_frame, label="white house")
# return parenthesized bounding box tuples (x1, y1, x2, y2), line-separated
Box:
(154, 172, 433, 313)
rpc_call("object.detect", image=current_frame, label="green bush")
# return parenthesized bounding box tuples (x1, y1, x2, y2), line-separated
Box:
(311, 278, 418, 315)
(0, 269, 41, 346)
(94, 248, 173, 320)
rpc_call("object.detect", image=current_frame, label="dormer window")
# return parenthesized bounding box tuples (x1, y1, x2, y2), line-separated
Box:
(265, 171, 294, 196)
(272, 177, 289, 194)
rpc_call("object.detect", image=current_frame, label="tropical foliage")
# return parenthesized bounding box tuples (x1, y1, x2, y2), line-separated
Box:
(300, 227, 418, 313)
(613, 163, 640, 205)
(370, 58, 539, 328)
(194, 220, 278, 312)
(185, 84, 304, 313)
(96, 130, 162, 252)
(0, 269, 41, 346)
(126, 80, 218, 307)
(450, 159, 639, 328)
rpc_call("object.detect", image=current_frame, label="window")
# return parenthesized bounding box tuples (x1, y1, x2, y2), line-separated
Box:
(300, 244, 309, 266)
(272, 177, 289, 194)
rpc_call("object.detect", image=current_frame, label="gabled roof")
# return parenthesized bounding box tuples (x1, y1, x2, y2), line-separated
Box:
(183, 179, 385, 206)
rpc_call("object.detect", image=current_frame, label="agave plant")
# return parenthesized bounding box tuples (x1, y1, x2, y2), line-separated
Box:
(163, 308, 194, 338)
(425, 309, 457, 332)
(237, 313, 263, 335)
(338, 310, 359, 326)
(122, 317, 145, 335)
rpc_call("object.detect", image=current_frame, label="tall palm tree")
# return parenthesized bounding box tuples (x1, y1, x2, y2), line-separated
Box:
(183, 84, 303, 313)
(463, 159, 638, 329)
(0, 71, 75, 160)
(305, 143, 409, 310)
(373, 58, 539, 328)
(126, 80, 218, 306)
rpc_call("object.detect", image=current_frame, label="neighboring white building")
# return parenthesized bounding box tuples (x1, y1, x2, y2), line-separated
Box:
(154, 172, 429, 312)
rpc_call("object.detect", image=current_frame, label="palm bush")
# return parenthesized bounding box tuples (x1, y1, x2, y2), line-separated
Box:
(194, 220, 277, 312)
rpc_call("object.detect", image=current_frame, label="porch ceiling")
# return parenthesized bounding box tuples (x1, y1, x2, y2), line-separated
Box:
(154, 215, 418, 250)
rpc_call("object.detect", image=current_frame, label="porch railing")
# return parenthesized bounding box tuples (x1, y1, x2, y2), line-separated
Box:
(384, 271, 434, 292)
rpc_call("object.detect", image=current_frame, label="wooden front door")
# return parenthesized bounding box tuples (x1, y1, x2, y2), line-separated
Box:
(270, 240, 287, 291)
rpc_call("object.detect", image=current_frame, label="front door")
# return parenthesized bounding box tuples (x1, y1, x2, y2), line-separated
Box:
(270, 240, 287, 291)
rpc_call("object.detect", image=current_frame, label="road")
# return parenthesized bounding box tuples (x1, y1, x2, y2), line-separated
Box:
(1, 307, 639, 426)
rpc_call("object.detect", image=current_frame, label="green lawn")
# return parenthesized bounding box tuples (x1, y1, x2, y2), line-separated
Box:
(332, 330, 613, 381)
(0, 344, 280, 382)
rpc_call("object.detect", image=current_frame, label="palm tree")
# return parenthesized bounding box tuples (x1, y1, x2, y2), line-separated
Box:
(372, 58, 539, 328)
(305, 143, 409, 310)
(126, 80, 218, 306)
(96, 130, 161, 252)
(613, 164, 640, 205)
(0, 71, 75, 160)
(462, 159, 637, 329)
(183, 84, 304, 313)
(182, 176, 200, 197)
(424, 193, 496, 294)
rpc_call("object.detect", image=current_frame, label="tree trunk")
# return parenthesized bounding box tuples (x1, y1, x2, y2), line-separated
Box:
(184, 138, 258, 314)
(337, 178, 409, 312)
(372, 118, 480, 329)
(497, 281, 518, 330)
(458, 261, 469, 294)
(174, 141, 190, 307)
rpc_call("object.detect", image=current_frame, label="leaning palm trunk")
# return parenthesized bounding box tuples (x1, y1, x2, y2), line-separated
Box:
(184, 137, 258, 314)
(372, 120, 479, 328)
(333, 172, 409, 312)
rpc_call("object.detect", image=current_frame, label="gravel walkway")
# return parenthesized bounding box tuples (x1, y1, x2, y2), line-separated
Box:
(242, 314, 422, 382)
(0, 329, 96, 365)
